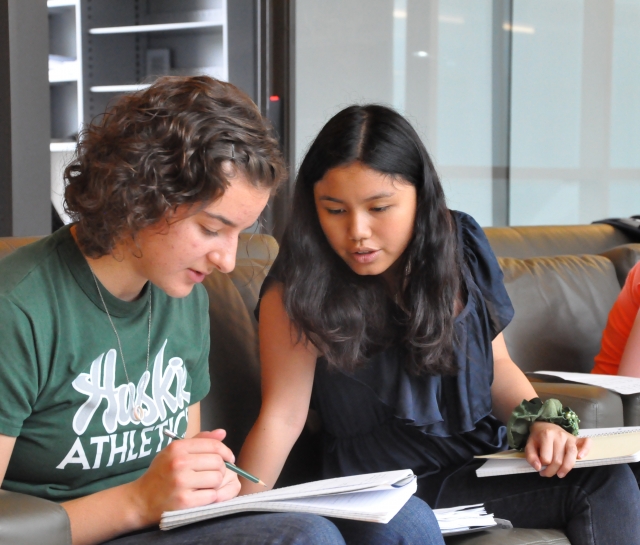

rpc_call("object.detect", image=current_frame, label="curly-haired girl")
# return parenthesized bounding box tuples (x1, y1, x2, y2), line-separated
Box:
(0, 79, 441, 545)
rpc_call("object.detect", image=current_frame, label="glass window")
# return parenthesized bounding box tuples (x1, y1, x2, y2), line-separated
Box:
(294, 0, 640, 226)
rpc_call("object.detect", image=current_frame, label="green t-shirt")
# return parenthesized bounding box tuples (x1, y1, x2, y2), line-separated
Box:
(0, 226, 210, 501)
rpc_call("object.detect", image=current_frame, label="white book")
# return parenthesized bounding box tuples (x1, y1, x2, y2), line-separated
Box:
(476, 427, 640, 477)
(161, 470, 417, 530)
(531, 370, 640, 395)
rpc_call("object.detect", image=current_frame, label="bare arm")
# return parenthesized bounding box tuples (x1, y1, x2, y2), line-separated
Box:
(490, 333, 537, 424)
(0, 434, 17, 483)
(237, 284, 318, 495)
(491, 333, 590, 477)
(59, 402, 240, 545)
(616, 307, 640, 378)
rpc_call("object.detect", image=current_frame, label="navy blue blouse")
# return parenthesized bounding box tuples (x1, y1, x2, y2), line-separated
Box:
(259, 211, 513, 483)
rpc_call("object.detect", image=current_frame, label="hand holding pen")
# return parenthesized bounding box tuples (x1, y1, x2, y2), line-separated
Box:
(126, 427, 241, 526)
(164, 429, 267, 487)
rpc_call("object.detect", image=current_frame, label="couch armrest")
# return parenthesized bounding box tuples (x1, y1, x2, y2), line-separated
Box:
(621, 394, 640, 427)
(0, 490, 71, 545)
(445, 527, 569, 545)
(530, 382, 624, 428)
(599, 243, 640, 287)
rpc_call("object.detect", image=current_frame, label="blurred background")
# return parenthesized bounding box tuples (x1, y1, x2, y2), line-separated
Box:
(1, 0, 638, 238)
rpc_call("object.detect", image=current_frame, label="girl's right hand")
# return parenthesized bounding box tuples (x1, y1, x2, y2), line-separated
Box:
(129, 429, 241, 528)
(525, 422, 591, 478)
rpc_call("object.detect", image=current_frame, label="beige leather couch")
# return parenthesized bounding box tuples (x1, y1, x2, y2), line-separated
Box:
(1, 223, 639, 545)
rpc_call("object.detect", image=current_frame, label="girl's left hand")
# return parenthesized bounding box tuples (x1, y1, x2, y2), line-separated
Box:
(524, 422, 591, 478)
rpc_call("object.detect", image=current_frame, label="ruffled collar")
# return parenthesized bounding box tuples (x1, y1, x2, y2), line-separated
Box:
(315, 211, 512, 437)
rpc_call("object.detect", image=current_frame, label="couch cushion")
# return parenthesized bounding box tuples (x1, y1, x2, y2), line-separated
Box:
(0, 237, 41, 260)
(499, 255, 620, 374)
(0, 490, 71, 545)
(199, 234, 277, 455)
(531, 382, 624, 428)
(599, 243, 640, 288)
(485, 224, 632, 259)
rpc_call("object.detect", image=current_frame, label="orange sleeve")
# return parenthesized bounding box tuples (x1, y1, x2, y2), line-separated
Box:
(592, 262, 640, 375)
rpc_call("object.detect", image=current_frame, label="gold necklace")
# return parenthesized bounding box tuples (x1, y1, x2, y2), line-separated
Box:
(90, 269, 152, 422)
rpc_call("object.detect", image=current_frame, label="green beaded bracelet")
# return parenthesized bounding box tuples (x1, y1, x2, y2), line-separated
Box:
(507, 397, 580, 450)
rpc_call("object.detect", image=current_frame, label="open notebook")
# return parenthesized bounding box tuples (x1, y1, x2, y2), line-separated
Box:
(161, 469, 498, 535)
(476, 427, 640, 477)
(161, 470, 417, 529)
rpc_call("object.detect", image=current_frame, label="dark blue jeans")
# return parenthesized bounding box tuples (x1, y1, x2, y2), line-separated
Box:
(424, 460, 640, 545)
(102, 496, 444, 545)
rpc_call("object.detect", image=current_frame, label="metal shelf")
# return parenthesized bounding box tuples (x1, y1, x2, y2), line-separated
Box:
(89, 19, 223, 35)
(50, 141, 77, 152)
(47, 0, 77, 9)
(90, 84, 151, 93)
(49, 60, 80, 83)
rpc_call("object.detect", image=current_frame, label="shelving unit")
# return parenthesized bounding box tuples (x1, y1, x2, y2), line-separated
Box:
(47, 0, 229, 225)
(48, 0, 82, 224)
(48, 0, 83, 142)
(82, 0, 228, 122)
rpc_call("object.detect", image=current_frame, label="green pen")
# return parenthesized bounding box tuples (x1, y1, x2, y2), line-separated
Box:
(163, 428, 267, 487)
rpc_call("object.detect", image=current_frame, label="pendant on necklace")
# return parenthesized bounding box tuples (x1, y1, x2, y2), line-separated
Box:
(133, 405, 146, 422)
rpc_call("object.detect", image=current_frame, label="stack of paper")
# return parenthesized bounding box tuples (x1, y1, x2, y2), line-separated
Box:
(433, 504, 497, 535)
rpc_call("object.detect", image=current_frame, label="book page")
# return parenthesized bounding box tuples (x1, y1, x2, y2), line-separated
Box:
(580, 426, 640, 437)
(279, 485, 416, 523)
(161, 469, 415, 529)
(532, 371, 640, 394)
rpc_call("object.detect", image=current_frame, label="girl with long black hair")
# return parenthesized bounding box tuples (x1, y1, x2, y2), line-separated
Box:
(238, 104, 640, 544)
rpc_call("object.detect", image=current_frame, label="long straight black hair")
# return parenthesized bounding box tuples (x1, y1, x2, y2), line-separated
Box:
(275, 105, 460, 375)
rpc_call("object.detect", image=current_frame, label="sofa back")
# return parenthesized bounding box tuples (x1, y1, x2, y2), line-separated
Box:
(484, 223, 633, 259)
(485, 223, 640, 374)
(485, 223, 640, 287)
(499, 255, 620, 373)
(0, 237, 41, 260)
(200, 234, 277, 455)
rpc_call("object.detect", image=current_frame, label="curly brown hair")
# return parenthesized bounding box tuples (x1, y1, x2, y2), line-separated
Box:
(64, 76, 286, 258)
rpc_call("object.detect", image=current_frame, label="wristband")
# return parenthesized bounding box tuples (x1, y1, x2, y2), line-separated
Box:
(507, 397, 580, 450)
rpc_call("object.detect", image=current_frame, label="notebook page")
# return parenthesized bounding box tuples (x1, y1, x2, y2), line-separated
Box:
(279, 483, 416, 522)
(531, 371, 640, 395)
(162, 476, 417, 528)
(161, 469, 415, 527)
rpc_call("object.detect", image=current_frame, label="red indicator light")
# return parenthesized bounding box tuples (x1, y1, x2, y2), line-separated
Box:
(269, 95, 280, 102)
